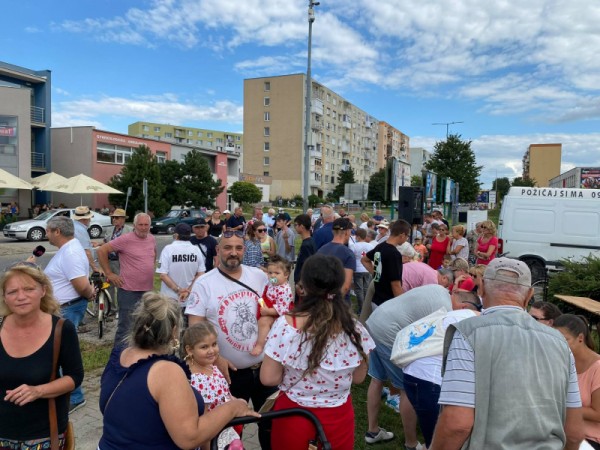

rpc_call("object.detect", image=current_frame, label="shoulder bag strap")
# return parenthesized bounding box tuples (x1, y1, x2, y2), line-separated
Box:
(49, 318, 65, 450)
(217, 268, 259, 297)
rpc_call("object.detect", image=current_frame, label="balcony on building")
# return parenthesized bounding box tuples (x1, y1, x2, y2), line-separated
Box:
(311, 97, 324, 115)
(311, 114, 323, 131)
(30, 106, 45, 127)
(31, 152, 46, 171)
(309, 172, 322, 187)
(309, 145, 322, 159)
(341, 141, 350, 154)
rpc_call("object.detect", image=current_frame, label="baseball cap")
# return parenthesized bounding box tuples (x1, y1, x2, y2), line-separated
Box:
(223, 210, 231, 214)
(174, 223, 191, 237)
(332, 218, 352, 231)
(449, 257, 469, 272)
(483, 257, 532, 287)
(192, 218, 208, 227)
(276, 213, 288, 221)
(457, 277, 476, 292)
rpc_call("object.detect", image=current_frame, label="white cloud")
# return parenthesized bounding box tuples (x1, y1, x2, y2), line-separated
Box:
(52, 94, 243, 129)
(24, 26, 41, 33)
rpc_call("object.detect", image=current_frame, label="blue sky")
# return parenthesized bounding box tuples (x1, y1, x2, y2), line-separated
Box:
(4, 0, 600, 188)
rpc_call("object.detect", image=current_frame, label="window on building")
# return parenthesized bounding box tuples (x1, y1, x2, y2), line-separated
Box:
(207, 132, 213, 138)
(155, 151, 167, 164)
(198, 131, 203, 137)
(264, 97, 270, 106)
(236, 136, 241, 141)
(216, 138, 223, 144)
(264, 111, 270, 121)
(188, 130, 193, 136)
(263, 171, 270, 176)
(236, 144, 242, 150)
(154, 127, 161, 132)
(142, 125, 149, 131)
(264, 127, 270, 136)
(264, 142, 270, 151)
(164, 132, 172, 138)
(331, 176, 335, 184)
(96, 143, 134, 165)
(264, 157, 270, 165)
(264, 81, 271, 91)
(197, 140, 203, 145)
(206, 141, 212, 147)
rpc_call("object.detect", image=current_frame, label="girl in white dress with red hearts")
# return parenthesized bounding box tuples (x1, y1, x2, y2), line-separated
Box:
(260, 254, 375, 450)
(182, 322, 241, 450)
(251, 255, 294, 356)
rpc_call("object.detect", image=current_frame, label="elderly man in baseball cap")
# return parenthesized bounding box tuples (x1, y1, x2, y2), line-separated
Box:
(431, 258, 584, 450)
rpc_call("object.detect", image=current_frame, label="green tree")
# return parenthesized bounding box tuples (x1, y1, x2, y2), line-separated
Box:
(308, 194, 323, 207)
(424, 134, 482, 202)
(108, 145, 169, 218)
(159, 160, 184, 207)
(179, 150, 224, 208)
(332, 166, 356, 201)
(229, 181, 262, 206)
(492, 177, 511, 202)
(411, 175, 423, 187)
(368, 168, 386, 204)
(512, 176, 537, 187)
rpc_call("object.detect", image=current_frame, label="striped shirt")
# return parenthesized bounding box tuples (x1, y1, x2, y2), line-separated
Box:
(439, 306, 582, 408)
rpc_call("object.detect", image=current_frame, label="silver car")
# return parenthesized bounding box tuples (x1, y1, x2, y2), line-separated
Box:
(3, 208, 112, 241)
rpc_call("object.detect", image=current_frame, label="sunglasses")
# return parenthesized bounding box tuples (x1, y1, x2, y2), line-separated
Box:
(256, 229, 267, 233)
(530, 315, 547, 321)
(222, 230, 245, 238)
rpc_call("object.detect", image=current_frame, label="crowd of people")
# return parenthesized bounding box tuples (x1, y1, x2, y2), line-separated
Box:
(0, 204, 598, 450)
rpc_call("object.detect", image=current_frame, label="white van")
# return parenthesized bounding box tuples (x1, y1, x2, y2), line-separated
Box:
(498, 187, 600, 279)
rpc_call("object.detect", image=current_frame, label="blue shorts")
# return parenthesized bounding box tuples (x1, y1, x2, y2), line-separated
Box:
(368, 341, 405, 390)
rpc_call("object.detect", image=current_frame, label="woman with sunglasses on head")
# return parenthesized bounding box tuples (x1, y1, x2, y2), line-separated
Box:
(242, 221, 266, 269)
(554, 314, 600, 449)
(529, 301, 562, 327)
(0, 263, 83, 449)
(260, 254, 375, 450)
(475, 220, 498, 265)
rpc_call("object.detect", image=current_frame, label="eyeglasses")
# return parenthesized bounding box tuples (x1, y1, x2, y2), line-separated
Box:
(222, 230, 245, 238)
(256, 229, 267, 233)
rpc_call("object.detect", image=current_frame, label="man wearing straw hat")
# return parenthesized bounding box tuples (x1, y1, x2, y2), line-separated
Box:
(72, 205, 100, 273)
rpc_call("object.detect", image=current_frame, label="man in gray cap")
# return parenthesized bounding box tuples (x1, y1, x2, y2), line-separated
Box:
(430, 258, 583, 450)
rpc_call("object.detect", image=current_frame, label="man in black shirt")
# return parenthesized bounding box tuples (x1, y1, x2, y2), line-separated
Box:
(190, 218, 218, 272)
(293, 214, 316, 290)
(226, 207, 246, 231)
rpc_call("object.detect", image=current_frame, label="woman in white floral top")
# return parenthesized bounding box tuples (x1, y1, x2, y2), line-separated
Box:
(260, 254, 375, 450)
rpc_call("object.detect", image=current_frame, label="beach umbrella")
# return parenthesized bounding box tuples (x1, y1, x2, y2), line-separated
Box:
(0, 168, 33, 190)
(43, 173, 123, 205)
(31, 172, 68, 190)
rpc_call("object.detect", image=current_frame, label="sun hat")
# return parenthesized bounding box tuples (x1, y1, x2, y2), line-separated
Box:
(73, 206, 94, 220)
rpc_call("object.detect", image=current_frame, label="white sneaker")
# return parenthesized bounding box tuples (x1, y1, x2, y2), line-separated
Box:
(365, 427, 395, 444)
(405, 442, 425, 450)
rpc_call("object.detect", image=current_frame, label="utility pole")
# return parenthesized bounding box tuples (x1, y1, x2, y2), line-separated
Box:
(303, 1, 319, 213)
(432, 121, 464, 138)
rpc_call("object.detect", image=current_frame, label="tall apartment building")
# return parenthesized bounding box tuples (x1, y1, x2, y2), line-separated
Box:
(128, 121, 243, 155)
(378, 121, 411, 188)
(409, 147, 432, 179)
(244, 74, 405, 200)
(522, 143, 562, 187)
(0, 61, 52, 209)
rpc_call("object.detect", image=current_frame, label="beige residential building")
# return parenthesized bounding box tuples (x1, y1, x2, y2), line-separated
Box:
(244, 74, 406, 200)
(522, 143, 562, 187)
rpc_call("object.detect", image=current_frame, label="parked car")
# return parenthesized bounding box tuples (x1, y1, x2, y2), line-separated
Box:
(3, 208, 112, 241)
(150, 208, 207, 234)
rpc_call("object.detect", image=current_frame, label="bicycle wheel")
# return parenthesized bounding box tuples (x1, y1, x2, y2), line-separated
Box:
(98, 317, 104, 339)
(86, 298, 98, 318)
(97, 291, 112, 339)
(101, 290, 113, 318)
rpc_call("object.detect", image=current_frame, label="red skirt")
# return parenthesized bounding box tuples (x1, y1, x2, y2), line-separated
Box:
(271, 392, 354, 450)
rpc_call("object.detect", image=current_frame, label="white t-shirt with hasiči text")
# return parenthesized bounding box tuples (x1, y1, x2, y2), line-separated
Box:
(186, 266, 268, 369)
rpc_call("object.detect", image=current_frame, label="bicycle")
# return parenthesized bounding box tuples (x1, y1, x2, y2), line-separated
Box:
(87, 272, 114, 339)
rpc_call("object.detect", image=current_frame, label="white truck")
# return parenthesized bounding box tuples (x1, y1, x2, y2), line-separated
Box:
(498, 187, 600, 280)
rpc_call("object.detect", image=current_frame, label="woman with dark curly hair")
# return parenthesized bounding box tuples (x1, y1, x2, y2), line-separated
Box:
(260, 254, 375, 450)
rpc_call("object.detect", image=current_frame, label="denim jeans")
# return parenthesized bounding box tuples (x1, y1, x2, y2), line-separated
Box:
(61, 298, 87, 405)
(353, 272, 372, 314)
(403, 373, 442, 447)
(113, 289, 144, 349)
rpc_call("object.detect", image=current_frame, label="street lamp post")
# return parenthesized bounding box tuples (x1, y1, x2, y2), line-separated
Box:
(432, 121, 464, 138)
(303, 1, 319, 213)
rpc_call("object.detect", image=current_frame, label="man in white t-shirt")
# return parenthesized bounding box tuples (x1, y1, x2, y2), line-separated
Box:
(156, 223, 205, 308)
(186, 231, 275, 450)
(44, 216, 94, 413)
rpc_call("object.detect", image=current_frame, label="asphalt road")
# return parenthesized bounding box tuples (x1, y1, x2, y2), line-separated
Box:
(0, 233, 175, 272)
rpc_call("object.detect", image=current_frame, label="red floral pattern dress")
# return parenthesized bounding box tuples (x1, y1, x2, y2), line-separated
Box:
(264, 317, 375, 408)
(190, 365, 231, 411)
